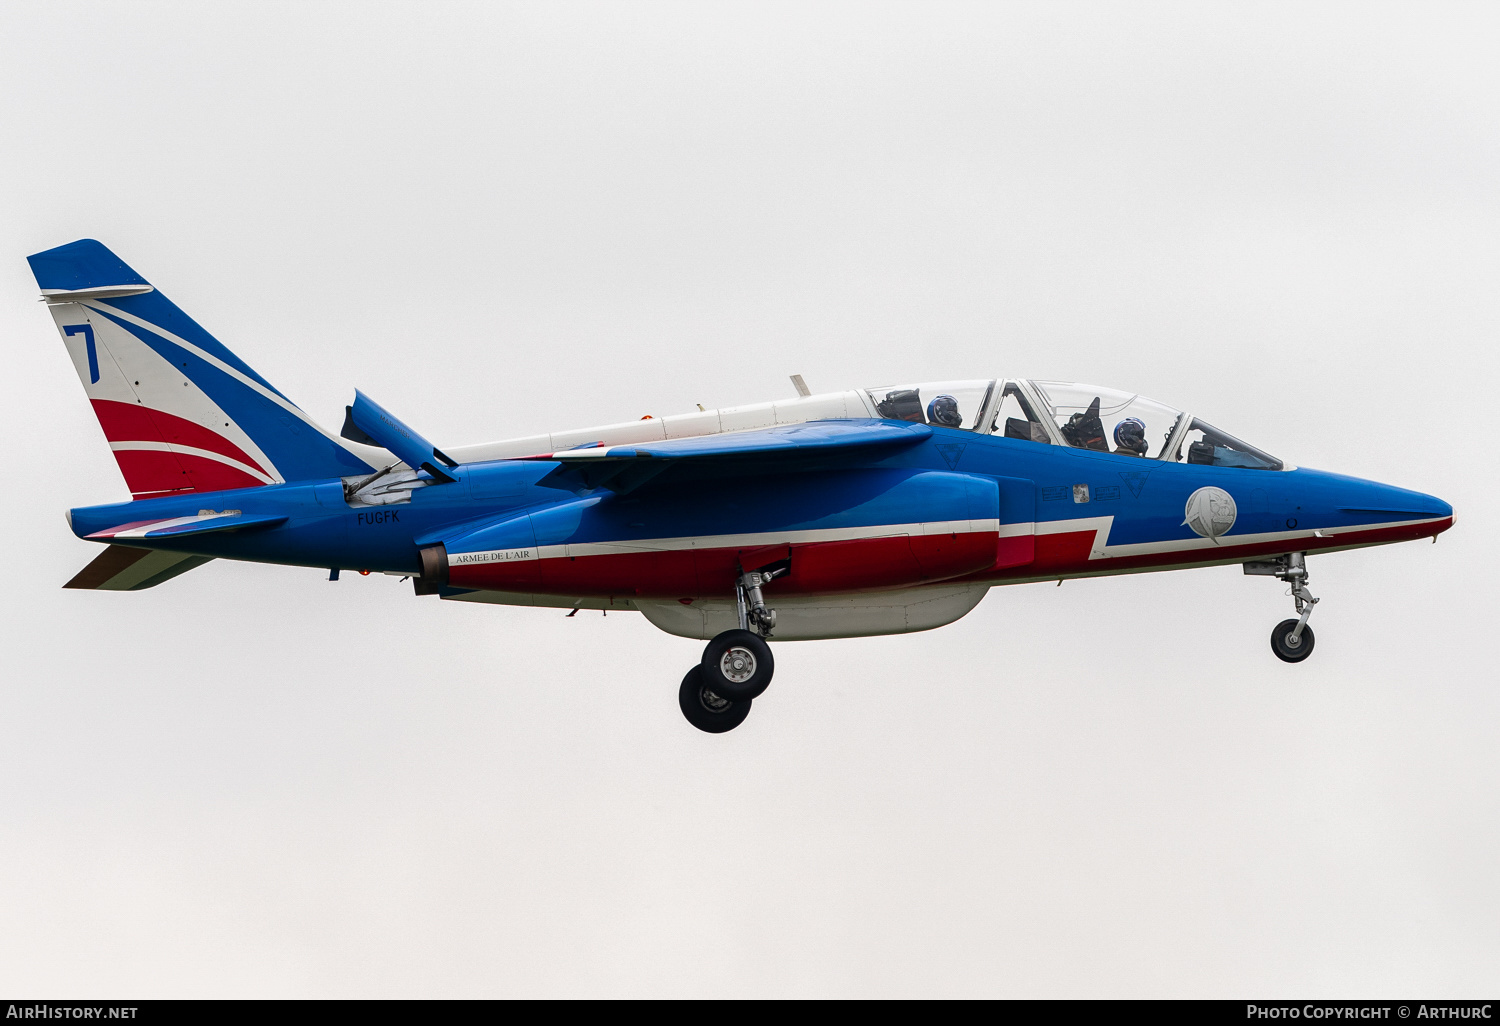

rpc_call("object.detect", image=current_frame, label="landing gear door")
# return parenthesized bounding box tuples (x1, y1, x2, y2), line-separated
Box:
(994, 475, 1036, 570)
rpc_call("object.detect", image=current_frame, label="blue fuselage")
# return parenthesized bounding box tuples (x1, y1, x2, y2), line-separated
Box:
(68, 427, 1454, 592)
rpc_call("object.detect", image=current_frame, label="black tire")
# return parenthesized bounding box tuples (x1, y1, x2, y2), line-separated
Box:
(678, 665, 752, 733)
(700, 629, 775, 702)
(1271, 618, 1316, 663)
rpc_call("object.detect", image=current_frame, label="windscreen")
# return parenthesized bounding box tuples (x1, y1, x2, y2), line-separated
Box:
(1172, 418, 1283, 470)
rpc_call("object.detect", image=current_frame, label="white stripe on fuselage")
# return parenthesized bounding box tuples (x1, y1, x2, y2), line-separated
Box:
(445, 514, 1449, 568)
(1038, 513, 1450, 561)
(448, 518, 1001, 565)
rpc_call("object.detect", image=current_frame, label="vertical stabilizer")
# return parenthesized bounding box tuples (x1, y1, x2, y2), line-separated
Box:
(30, 239, 376, 499)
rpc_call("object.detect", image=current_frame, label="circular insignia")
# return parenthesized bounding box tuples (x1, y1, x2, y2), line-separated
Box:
(1183, 486, 1237, 539)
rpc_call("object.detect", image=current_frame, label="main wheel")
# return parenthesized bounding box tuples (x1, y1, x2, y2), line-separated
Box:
(1271, 619, 1316, 663)
(700, 629, 774, 702)
(678, 665, 752, 733)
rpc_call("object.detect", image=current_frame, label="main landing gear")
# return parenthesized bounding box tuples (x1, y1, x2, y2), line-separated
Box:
(679, 666, 751, 733)
(1245, 552, 1320, 663)
(679, 568, 785, 733)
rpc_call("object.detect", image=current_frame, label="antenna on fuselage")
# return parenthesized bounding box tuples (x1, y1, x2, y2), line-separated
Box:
(790, 374, 811, 397)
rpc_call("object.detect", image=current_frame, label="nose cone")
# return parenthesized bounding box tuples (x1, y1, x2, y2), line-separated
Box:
(1422, 492, 1454, 524)
(1359, 481, 1453, 525)
(1426, 492, 1455, 533)
(1296, 468, 1454, 538)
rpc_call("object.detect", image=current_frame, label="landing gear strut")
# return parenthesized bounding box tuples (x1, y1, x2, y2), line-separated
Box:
(735, 568, 783, 637)
(679, 567, 786, 732)
(1245, 552, 1319, 663)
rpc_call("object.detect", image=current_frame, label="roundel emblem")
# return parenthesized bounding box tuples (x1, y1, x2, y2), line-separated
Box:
(1183, 486, 1237, 540)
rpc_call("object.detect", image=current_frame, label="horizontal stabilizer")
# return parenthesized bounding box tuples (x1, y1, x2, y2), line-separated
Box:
(40, 284, 155, 302)
(528, 419, 932, 462)
(64, 545, 214, 591)
(86, 510, 287, 540)
(346, 390, 459, 483)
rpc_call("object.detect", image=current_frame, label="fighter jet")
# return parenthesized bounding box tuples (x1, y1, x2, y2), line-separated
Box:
(32, 240, 1454, 733)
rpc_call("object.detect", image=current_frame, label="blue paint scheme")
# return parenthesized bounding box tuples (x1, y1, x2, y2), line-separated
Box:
(533, 420, 936, 496)
(348, 390, 457, 482)
(29, 239, 376, 482)
(28, 238, 149, 292)
(88, 305, 374, 481)
(564, 419, 932, 459)
(36, 239, 1450, 600)
(427, 468, 998, 557)
(29, 240, 284, 396)
(129, 512, 288, 539)
(64, 421, 1452, 579)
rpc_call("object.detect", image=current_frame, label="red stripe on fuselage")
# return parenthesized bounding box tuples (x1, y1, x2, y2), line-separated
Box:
(91, 399, 269, 476)
(446, 518, 1453, 598)
(448, 530, 1002, 597)
(1034, 529, 1094, 568)
(980, 516, 1455, 582)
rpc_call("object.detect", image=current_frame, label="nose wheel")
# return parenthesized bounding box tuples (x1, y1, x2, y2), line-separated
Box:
(1270, 619, 1316, 662)
(1245, 552, 1320, 663)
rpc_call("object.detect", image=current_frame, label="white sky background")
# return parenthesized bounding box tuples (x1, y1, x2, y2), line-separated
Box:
(0, 0, 1496, 997)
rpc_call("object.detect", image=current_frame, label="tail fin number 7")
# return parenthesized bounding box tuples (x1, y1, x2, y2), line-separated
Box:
(64, 324, 98, 384)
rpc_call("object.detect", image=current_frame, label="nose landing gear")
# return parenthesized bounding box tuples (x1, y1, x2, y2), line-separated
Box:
(1270, 617, 1315, 662)
(679, 567, 785, 733)
(1245, 552, 1319, 663)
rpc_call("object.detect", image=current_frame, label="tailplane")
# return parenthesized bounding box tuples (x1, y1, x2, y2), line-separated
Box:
(63, 545, 213, 591)
(29, 239, 376, 500)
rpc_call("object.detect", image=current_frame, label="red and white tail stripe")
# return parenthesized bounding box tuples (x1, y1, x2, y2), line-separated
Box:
(49, 301, 282, 499)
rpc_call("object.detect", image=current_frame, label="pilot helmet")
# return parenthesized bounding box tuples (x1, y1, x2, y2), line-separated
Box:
(1113, 417, 1147, 453)
(927, 394, 963, 428)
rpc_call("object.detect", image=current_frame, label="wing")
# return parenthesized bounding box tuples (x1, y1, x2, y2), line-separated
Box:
(528, 418, 931, 461)
(519, 419, 933, 493)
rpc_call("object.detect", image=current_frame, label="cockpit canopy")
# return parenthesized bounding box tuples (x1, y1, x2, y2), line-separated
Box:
(865, 380, 993, 431)
(863, 379, 1282, 470)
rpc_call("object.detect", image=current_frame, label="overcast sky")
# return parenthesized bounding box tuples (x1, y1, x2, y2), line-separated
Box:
(1, 1, 1496, 997)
